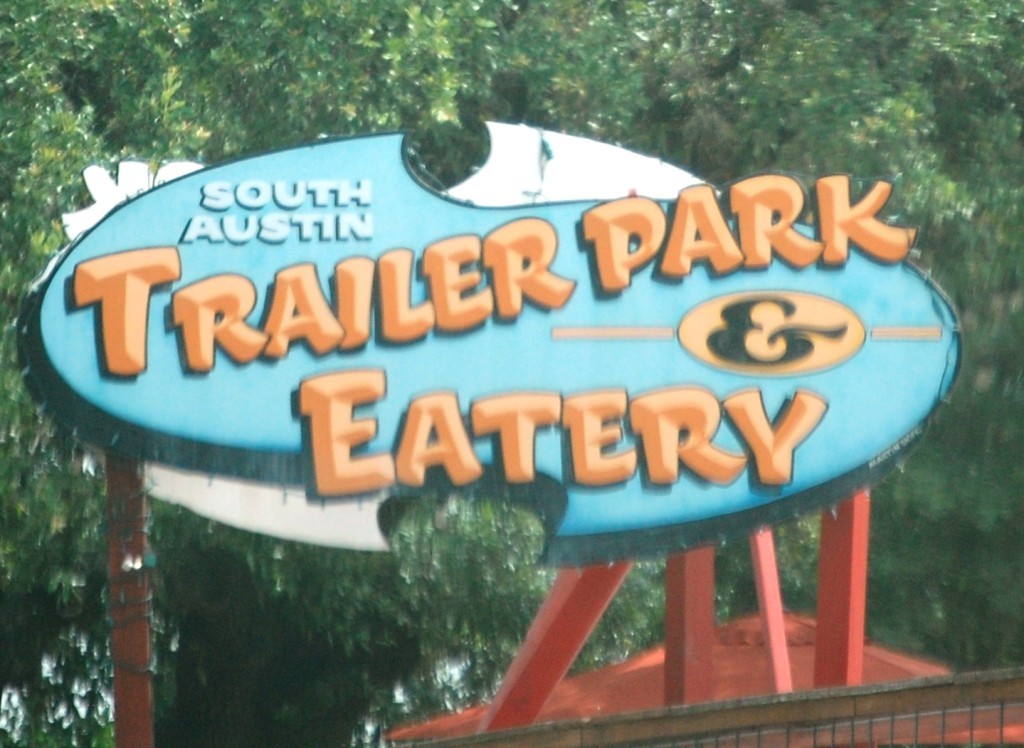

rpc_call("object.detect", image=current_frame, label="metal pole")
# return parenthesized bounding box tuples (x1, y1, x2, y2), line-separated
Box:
(105, 454, 155, 748)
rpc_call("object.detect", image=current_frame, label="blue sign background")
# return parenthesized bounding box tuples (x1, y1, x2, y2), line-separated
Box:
(20, 134, 960, 563)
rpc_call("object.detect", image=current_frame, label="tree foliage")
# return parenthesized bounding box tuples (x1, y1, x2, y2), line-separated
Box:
(2, 0, 1024, 745)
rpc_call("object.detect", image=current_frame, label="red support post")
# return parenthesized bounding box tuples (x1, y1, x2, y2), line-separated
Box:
(663, 546, 716, 705)
(478, 562, 632, 733)
(106, 455, 155, 748)
(814, 490, 871, 688)
(749, 528, 793, 693)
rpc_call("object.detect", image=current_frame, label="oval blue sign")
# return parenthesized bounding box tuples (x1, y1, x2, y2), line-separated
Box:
(18, 132, 960, 564)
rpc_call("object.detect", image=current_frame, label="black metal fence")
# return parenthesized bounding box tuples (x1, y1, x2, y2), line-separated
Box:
(403, 668, 1024, 747)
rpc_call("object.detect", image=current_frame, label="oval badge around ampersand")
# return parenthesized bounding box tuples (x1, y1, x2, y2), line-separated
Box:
(18, 125, 960, 565)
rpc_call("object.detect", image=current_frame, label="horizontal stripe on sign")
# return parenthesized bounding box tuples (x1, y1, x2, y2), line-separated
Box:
(551, 326, 676, 340)
(871, 326, 943, 340)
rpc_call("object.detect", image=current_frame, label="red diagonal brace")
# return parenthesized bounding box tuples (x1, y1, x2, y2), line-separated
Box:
(750, 528, 793, 693)
(478, 562, 632, 733)
(814, 490, 871, 687)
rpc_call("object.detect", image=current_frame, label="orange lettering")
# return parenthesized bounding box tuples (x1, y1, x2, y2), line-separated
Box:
(630, 387, 746, 485)
(581, 197, 666, 293)
(262, 264, 343, 358)
(378, 248, 435, 343)
(72, 246, 181, 376)
(723, 389, 827, 485)
(395, 392, 482, 486)
(731, 175, 824, 269)
(563, 389, 636, 485)
(483, 218, 575, 317)
(298, 369, 395, 495)
(471, 392, 561, 482)
(661, 185, 745, 278)
(172, 274, 268, 372)
(422, 235, 493, 332)
(817, 176, 915, 264)
(334, 256, 375, 350)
